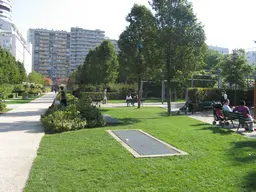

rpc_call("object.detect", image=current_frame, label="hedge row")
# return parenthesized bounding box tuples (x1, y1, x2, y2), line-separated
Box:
(188, 88, 254, 106)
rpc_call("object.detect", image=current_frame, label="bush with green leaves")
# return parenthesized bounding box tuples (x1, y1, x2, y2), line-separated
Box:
(0, 84, 14, 99)
(41, 104, 86, 134)
(76, 95, 106, 128)
(0, 100, 6, 112)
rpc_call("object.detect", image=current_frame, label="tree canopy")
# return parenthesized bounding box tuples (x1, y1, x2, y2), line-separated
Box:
(74, 40, 119, 85)
(28, 70, 44, 85)
(0, 47, 27, 84)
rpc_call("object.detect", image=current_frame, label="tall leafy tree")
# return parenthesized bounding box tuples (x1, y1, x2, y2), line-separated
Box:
(118, 4, 162, 108)
(150, 0, 206, 115)
(76, 40, 119, 85)
(221, 49, 251, 89)
(28, 70, 44, 84)
(17, 61, 28, 82)
(204, 48, 224, 70)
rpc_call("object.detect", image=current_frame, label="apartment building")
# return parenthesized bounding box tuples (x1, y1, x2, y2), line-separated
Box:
(28, 27, 121, 78)
(208, 45, 229, 55)
(28, 29, 70, 79)
(69, 27, 105, 73)
(245, 47, 256, 65)
(0, 0, 32, 74)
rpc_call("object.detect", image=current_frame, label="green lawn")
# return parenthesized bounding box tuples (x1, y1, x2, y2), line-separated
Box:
(4, 95, 42, 104)
(25, 108, 256, 192)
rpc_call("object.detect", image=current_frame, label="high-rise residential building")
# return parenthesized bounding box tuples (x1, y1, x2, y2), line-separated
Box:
(0, 0, 12, 22)
(245, 47, 256, 65)
(69, 27, 105, 73)
(28, 27, 120, 79)
(0, 0, 32, 74)
(28, 29, 70, 80)
(208, 45, 229, 55)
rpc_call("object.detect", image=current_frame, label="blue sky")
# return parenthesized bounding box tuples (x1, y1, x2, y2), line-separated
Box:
(12, 0, 256, 50)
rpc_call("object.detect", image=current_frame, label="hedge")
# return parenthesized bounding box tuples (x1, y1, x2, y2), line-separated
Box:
(188, 88, 254, 106)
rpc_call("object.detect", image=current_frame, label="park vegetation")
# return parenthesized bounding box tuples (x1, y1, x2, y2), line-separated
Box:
(66, 1, 253, 114)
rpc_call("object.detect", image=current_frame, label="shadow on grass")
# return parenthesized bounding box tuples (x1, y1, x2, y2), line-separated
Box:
(190, 123, 209, 126)
(244, 171, 256, 191)
(228, 140, 256, 191)
(106, 118, 141, 127)
(199, 126, 233, 135)
(158, 111, 179, 117)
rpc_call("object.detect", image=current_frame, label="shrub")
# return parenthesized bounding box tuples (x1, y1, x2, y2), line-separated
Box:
(76, 95, 106, 128)
(0, 100, 6, 112)
(79, 92, 127, 100)
(0, 84, 14, 99)
(41, 104, 86, 134)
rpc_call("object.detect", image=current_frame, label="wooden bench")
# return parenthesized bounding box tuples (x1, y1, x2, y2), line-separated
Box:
(222, 110, 239, 128)
(236, 113, 253, 132)
(222, 111, 253, 131)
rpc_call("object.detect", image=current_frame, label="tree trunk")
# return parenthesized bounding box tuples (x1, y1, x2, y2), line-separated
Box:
(138, 75, 141, 109)
(166, 56, 171, 116)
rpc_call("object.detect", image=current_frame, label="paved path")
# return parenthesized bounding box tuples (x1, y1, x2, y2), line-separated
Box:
(0, 93, 55, 192)
(103, 102, 185, 111)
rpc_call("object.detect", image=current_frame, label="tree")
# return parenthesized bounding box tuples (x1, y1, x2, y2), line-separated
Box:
(118, 4, 162, 108)
(0, 47, 25, 84)
(44, 77, 53, 87)
(76, 40, 119, 85)
(150, 0, 206, 115)
(17, 61, 28, 82)
(28, 70, 44, 85)
(221, 49, 252, 89)
(204, 48, 224, 70)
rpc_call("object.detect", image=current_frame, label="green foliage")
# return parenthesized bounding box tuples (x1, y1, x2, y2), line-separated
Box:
(0, 84, 14, 99)
(188, 88, 252, 106)
(79, 92, 127, 100)
(204, 48, 224, 70)
(0, 100, 6, 112)
(28, 70, 44, 85)
(76, 95, 106, 128)
(75, 40, 119, 85)
(0, 47, 26, 84)
(41, 104, 86, 134)
(118, 4, 161, 84)
(221, 49, 252, 89)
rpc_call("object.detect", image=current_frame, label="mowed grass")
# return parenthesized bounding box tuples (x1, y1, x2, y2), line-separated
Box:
(24, 108, 256, 192)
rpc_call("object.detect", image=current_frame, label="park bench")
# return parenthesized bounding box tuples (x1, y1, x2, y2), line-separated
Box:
(126, 99, 145, 107)
(198, 101, 213, 111)
(222, 110, 239, 128)
(222, 110, 253, 131)
(236, 112, 253, 132)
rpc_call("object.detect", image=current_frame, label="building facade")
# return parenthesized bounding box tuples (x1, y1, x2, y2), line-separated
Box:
(0, 0, 32, 74)
(28, 29, 70, 81)
(28, 27, 120, 79)
(69, 27, 105, 73)
(208, 45, 229, 55)
(110, 39, 120, 53)
(245, 47, 256, 65)
(0, 0, 12, 22)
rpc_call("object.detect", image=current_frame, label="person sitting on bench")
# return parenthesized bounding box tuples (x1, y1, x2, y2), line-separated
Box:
(233, 100, 254, 131)
(222, 99, 232, 112)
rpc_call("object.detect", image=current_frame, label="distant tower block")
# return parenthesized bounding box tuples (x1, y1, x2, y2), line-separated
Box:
(0, 0, 12, 22)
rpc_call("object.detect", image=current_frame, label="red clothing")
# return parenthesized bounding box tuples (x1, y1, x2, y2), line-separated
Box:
(233, 106, 251, 118)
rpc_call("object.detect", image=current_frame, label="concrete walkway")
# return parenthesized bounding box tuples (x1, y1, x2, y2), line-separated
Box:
(0, 93, 55, 192)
